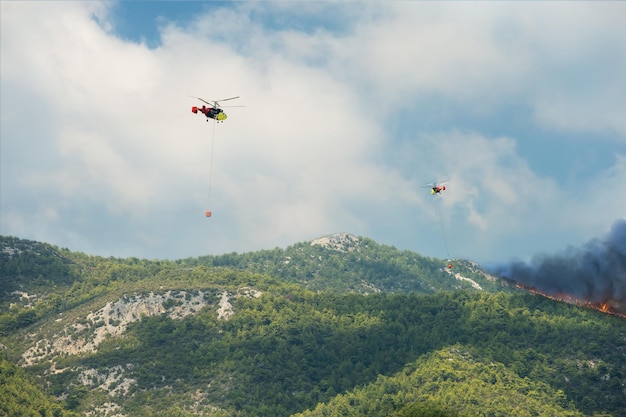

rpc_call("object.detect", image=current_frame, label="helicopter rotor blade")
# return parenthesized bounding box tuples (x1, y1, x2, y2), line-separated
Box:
(211, 97, 240, 108)
(216, 96, 240, 102)
(420, 178, 450, 188)
(189, 96, 213, 106)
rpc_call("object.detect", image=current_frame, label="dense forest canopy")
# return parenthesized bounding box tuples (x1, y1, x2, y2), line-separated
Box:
(1, 235, 625, 417)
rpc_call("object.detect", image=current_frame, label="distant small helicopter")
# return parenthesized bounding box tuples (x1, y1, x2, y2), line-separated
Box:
(422, 179, 450, 195)
(190, 96, 241, 122)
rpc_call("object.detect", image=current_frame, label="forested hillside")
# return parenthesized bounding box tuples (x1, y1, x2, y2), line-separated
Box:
(295, 346, 584, 417)
(183, 233, 508, 293)
(0, 353, 79, 417)
(1, 235, 625, 417)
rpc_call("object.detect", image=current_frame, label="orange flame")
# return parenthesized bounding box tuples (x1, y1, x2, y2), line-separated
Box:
(511, 281, 625, 319)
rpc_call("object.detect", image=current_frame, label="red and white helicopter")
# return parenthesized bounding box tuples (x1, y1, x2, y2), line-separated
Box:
(422, 179, 450, 195)
(190, 96, 241, 122)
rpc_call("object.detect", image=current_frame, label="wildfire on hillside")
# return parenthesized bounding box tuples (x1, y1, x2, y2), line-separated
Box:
(508, 279, 626, 319)
(489, 219, 626, 320)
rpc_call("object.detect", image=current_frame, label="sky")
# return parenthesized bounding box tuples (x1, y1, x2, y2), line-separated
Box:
(1, 1, 626, 264)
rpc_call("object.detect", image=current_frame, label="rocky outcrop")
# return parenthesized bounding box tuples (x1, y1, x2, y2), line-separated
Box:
(21, 290, 211, 366)
(310, 233, 361, 252)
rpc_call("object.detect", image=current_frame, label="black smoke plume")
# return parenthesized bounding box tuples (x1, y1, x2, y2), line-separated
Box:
(490, 219, 626, 315)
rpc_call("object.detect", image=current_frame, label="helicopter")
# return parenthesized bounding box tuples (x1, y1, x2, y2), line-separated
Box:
(190, 96, 241, 122)
(421, 179, 453, 268)
(422, 179, 450, 195)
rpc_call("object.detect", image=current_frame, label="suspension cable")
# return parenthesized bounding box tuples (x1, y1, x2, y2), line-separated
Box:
(436, 196, 451, 261)
(204, 120, 217, 218)
(208, 119, 216, 202)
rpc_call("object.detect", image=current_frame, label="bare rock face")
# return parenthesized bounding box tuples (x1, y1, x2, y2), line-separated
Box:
(310, 233, 361, 252)
(21, 287, 265, 367)
(21, 290, 211, 366)
(216, 287, 262, 321)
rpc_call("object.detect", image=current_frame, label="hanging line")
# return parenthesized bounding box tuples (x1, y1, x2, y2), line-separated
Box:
(204, 120, 216, 218)
(208, 119, 216, 204)
(436, 196, 451, 260)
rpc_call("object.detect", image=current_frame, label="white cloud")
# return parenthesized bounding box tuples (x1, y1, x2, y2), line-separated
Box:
(2, 1, 626, 262)
(321, 3, 626, 135)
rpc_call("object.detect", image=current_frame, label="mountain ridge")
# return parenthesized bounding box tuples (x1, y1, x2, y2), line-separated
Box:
(1, 234, 625, 417)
